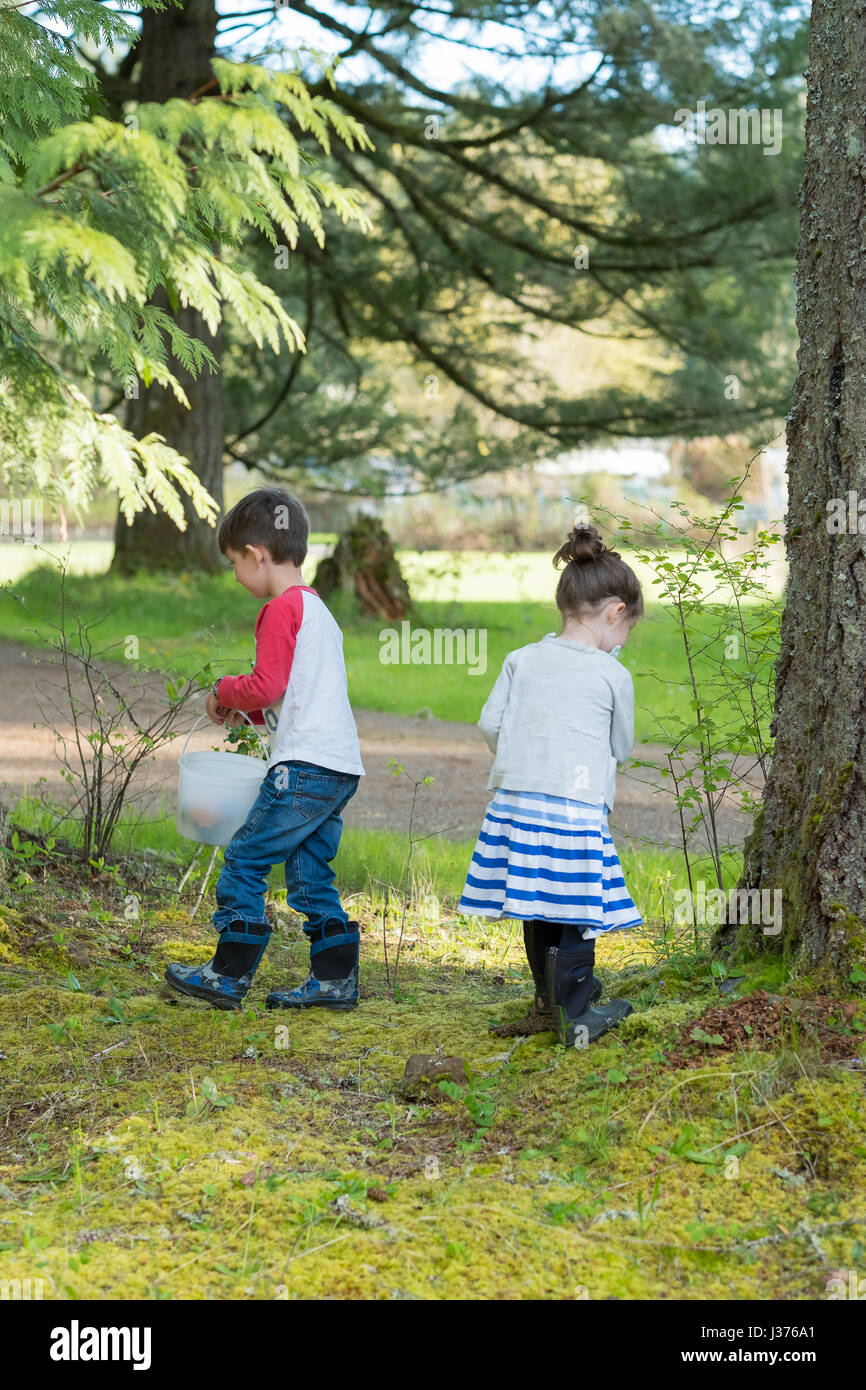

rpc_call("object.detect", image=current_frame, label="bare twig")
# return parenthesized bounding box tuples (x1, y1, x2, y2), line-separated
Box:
(90, 1037, 131, 1062)
(189, 847, 219, 922)
(382, 883, 390, 987)
(390, 764, 434, 989)
(176, 844, 204, 896)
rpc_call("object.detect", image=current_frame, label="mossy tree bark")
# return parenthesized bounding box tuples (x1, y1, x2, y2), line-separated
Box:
(110, 0, 224, 576)
(714, 0, 866, 982)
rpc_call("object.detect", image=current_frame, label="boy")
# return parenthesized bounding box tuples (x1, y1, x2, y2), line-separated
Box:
(165, 488, 365, 1012)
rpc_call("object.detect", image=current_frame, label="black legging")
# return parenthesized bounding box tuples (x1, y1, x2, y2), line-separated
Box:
(559, 925, 595, 960)
(526, 919, 595, 961)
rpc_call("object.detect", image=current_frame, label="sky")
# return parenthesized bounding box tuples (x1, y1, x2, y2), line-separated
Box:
(218, 0, 609, 95)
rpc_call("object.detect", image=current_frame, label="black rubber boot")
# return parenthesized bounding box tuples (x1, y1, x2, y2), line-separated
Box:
(165, 919, 271, 1010)
(524, 921, 601, 1013)
(213, 922, 266, 978)
(266, 920, 360, 1011)
(545, 945, 633, 1048)
(312, 919, 360, 981)
(523, 921, 560, 1012)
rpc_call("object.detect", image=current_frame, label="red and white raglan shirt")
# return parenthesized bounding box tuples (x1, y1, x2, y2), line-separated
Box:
(215, 585, 365, 778)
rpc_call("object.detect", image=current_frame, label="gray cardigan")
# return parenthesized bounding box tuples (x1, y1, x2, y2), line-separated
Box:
(478, 634, 635, 809)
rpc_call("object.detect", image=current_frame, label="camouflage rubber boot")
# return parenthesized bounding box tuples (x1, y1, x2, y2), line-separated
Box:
(545, 946, 632, 1049)
(523, 921, 601, 1013)
(165, 921, 271, 1011)
(266, 920, 360, 1012)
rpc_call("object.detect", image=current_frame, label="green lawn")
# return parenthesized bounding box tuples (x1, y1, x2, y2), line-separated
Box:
(0, 539, 786, 604)
(0, 548, 779, 746)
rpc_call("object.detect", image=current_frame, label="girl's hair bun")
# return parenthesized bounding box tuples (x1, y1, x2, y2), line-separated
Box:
(553, 524, 608, 570)
(552, 520, 643, 622)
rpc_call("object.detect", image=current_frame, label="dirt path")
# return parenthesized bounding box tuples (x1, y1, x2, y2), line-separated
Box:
(0, 642, 763, 857)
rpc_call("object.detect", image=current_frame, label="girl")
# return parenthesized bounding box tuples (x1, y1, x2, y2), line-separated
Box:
(458, 524, 644, 1047)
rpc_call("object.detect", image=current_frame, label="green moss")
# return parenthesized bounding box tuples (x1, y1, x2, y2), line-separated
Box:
(807, 762, 855, 831)
(812, 905, 866, 990)
(2, 865, 865, 1301)
(741, 957, 790, 993)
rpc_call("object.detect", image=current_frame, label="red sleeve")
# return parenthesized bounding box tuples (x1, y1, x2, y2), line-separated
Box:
(216, 590, 303, 714)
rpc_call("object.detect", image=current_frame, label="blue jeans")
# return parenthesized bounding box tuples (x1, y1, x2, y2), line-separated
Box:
(212, 760, 359, 943)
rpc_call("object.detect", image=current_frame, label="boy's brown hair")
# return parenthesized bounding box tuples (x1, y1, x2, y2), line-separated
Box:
(553, 524, 644, 622)
(218, 488, 309, 567)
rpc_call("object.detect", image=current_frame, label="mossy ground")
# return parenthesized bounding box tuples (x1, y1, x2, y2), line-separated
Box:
(1, 843, 865, 1302)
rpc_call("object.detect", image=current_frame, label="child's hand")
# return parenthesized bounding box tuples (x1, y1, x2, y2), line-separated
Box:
(206, 692, 248, 728)
(205, 691, 227, 725)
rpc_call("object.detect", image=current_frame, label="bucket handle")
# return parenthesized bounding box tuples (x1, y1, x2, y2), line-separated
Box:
(180, 710, 270, 763)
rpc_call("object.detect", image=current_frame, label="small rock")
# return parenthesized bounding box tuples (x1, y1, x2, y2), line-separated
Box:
(716, 976, 745, 995)
(399, 1054, 467, 1100)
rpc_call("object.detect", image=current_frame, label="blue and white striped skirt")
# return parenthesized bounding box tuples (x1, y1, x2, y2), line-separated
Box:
(458, 789, 642, 937)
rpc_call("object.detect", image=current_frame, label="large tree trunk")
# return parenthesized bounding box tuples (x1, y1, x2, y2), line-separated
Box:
(717, 0, 866, 983)
(110, 0, 224, 575)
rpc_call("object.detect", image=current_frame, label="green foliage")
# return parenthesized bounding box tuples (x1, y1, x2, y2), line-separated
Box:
(438, 1077, 497, 1151)
(100, 996, 156, 1027)
(186, 1076, 234, 1119)
(594, 464, 783, 901)
(0, 0, 371, 522)
(0, 0, 134, 159)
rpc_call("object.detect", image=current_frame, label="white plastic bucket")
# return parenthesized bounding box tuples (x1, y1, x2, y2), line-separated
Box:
(176, 712, 270, 846)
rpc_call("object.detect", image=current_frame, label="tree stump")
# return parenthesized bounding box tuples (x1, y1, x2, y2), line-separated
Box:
(313, 517, 412, 620)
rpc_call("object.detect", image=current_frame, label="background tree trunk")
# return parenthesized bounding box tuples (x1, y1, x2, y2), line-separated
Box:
(110, 0, 224, 575)
(716, 0, 866, 982)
